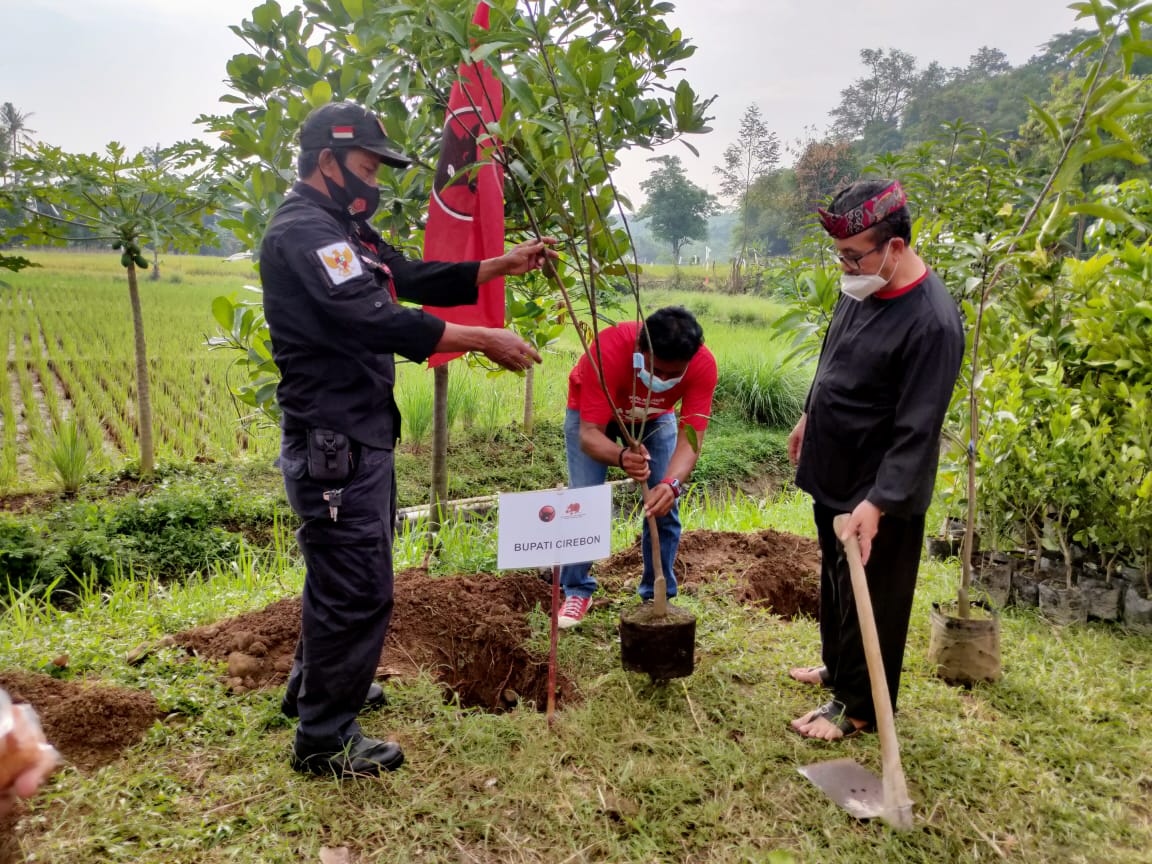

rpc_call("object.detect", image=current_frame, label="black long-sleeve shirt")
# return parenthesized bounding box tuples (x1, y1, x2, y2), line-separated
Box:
(260, 183, 481, 448)
(795, 270, 964, 517)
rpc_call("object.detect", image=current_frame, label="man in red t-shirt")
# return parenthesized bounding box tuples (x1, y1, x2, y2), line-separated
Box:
(558, 306, 718, 628)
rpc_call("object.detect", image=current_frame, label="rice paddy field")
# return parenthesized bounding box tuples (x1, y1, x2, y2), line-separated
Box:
(0, 251, 803, 492)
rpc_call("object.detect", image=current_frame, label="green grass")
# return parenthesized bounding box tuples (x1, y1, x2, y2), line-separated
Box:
(3, 490, 1152, 863)
(713, 336, 812, 429)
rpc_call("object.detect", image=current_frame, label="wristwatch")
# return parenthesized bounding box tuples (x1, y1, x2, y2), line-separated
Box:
(662, 477, 682, 498)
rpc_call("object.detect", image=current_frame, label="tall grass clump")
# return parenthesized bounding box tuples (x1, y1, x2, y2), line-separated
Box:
(446, 372, 477, 431)
(475, 387, 509, 441)
(38, 416, 91, 495)
(715, 338, 812, 428)
(397, 373, 434, 452)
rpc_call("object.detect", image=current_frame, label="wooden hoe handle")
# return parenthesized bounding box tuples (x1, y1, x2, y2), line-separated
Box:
(833, 514, 914, 829)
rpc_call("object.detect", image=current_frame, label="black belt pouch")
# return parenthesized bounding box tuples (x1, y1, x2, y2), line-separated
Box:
(306, 428, 353, 482)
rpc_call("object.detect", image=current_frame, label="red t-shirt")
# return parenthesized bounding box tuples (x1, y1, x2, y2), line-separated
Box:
(566, 321, 718, 433)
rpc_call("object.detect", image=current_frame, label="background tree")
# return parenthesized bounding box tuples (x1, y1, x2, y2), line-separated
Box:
(141, 143, 171, 281)
(8, 141, 219, 475)
(713, 104, 779, 289)
(638, 155, 716, 264)
(0, 103, 35, 160)
(829, 48, 920, 146)
(791, 136, 858, 217)
(965, 46, 1013, 78)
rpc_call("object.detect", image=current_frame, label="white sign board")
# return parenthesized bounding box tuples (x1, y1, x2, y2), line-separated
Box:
(497, 485, 612, 569)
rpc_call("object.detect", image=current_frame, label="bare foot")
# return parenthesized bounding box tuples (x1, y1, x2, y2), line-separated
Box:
(790, 705, 824, 731)
(790, 702, 869, 740)
(787, 665, 827, 686)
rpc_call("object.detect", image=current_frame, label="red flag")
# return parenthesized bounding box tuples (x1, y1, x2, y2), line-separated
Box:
(424, 3, 505, 367)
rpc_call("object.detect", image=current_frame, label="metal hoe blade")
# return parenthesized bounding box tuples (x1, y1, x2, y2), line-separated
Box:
(798, 758, 886, 821)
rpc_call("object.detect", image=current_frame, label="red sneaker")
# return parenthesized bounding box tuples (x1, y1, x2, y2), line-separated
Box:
(558, 595, 592, 629)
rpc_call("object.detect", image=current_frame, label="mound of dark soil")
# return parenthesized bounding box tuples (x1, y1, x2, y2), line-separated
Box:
(172, 570, 571, 712)
(170, 529, 820, 713)
(596, 528, 821, 619)
(0, 671, 161, 772)
(0, 671, 162, 862)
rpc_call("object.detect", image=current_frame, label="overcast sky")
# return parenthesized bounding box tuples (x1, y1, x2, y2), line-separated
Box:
(1, 0, 1082, 204)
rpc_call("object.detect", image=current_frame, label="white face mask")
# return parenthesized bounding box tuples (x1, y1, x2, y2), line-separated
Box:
(840, 244, 892, 302)
(633, 352, 684, 393)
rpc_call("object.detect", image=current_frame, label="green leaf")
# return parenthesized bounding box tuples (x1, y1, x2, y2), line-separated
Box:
(212, 296, 236, 331)
(1080, 141, 1147, 166)
(1027, 100, 1064, 146)
(684, 424, 699, 453)
(503, 74, 539, 114)
(673, 79, 693, 128)
(469, 42, 509, 64)
(254, 381, 279, 406)
(341, 0, 364, 20)
(308, 80, 333, 108)
(1066, 202, 1149, 231)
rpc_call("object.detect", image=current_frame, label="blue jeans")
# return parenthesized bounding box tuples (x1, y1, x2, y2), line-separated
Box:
(560, 408, 681, 600)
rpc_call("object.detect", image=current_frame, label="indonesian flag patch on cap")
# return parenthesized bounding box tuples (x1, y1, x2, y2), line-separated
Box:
(299, 102, 412, 168)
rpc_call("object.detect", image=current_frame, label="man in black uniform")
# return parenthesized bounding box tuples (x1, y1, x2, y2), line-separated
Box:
(262, 102, 555, 776)
(786, 178, 963, 740)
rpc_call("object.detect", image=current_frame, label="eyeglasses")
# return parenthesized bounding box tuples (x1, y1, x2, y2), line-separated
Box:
(833, 240, 889, 270)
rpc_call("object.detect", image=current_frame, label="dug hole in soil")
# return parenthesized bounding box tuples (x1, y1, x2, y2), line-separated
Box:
(172, 528, 821, 711)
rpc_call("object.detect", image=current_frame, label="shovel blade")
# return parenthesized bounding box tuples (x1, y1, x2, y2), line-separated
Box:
(798, 758, 885, 820)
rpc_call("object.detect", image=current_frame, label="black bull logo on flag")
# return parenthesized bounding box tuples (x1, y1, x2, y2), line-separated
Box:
(431, 105, 492, 222)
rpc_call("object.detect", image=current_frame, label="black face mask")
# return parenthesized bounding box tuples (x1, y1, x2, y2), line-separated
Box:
(321, 151, 380, 221)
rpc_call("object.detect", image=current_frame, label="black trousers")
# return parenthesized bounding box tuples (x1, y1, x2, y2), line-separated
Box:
(279, 431, 396, 749)
(814, 501, 925, 724)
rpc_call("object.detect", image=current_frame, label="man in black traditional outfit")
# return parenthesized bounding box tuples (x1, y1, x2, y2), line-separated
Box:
(786, 178, 964, 740)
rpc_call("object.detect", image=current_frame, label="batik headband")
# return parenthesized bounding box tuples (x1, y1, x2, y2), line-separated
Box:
(817, 181, 907, 239)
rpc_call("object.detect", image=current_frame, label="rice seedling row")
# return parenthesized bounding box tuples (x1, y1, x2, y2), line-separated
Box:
(3, 253, 805, 491)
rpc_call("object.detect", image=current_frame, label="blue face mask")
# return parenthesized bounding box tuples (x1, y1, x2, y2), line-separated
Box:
(634, 352, 684, 393)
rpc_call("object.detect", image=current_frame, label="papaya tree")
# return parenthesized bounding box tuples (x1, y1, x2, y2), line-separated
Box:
(7, 141, 219, 475)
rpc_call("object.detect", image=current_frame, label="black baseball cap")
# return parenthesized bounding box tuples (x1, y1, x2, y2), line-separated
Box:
(299, 102, 410, 168)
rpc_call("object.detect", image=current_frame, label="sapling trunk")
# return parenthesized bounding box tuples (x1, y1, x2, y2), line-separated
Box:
(628, 438, 668, 616)
(429, 365, 450, 534)
(1057, 512, 1074, 590)
(1028, 518, 1043, 578)
(649, 508, 667, 616)
(126, 261, 154, 476)
(1104, 553, 1118, 589)
(523, 364, 534, 435)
